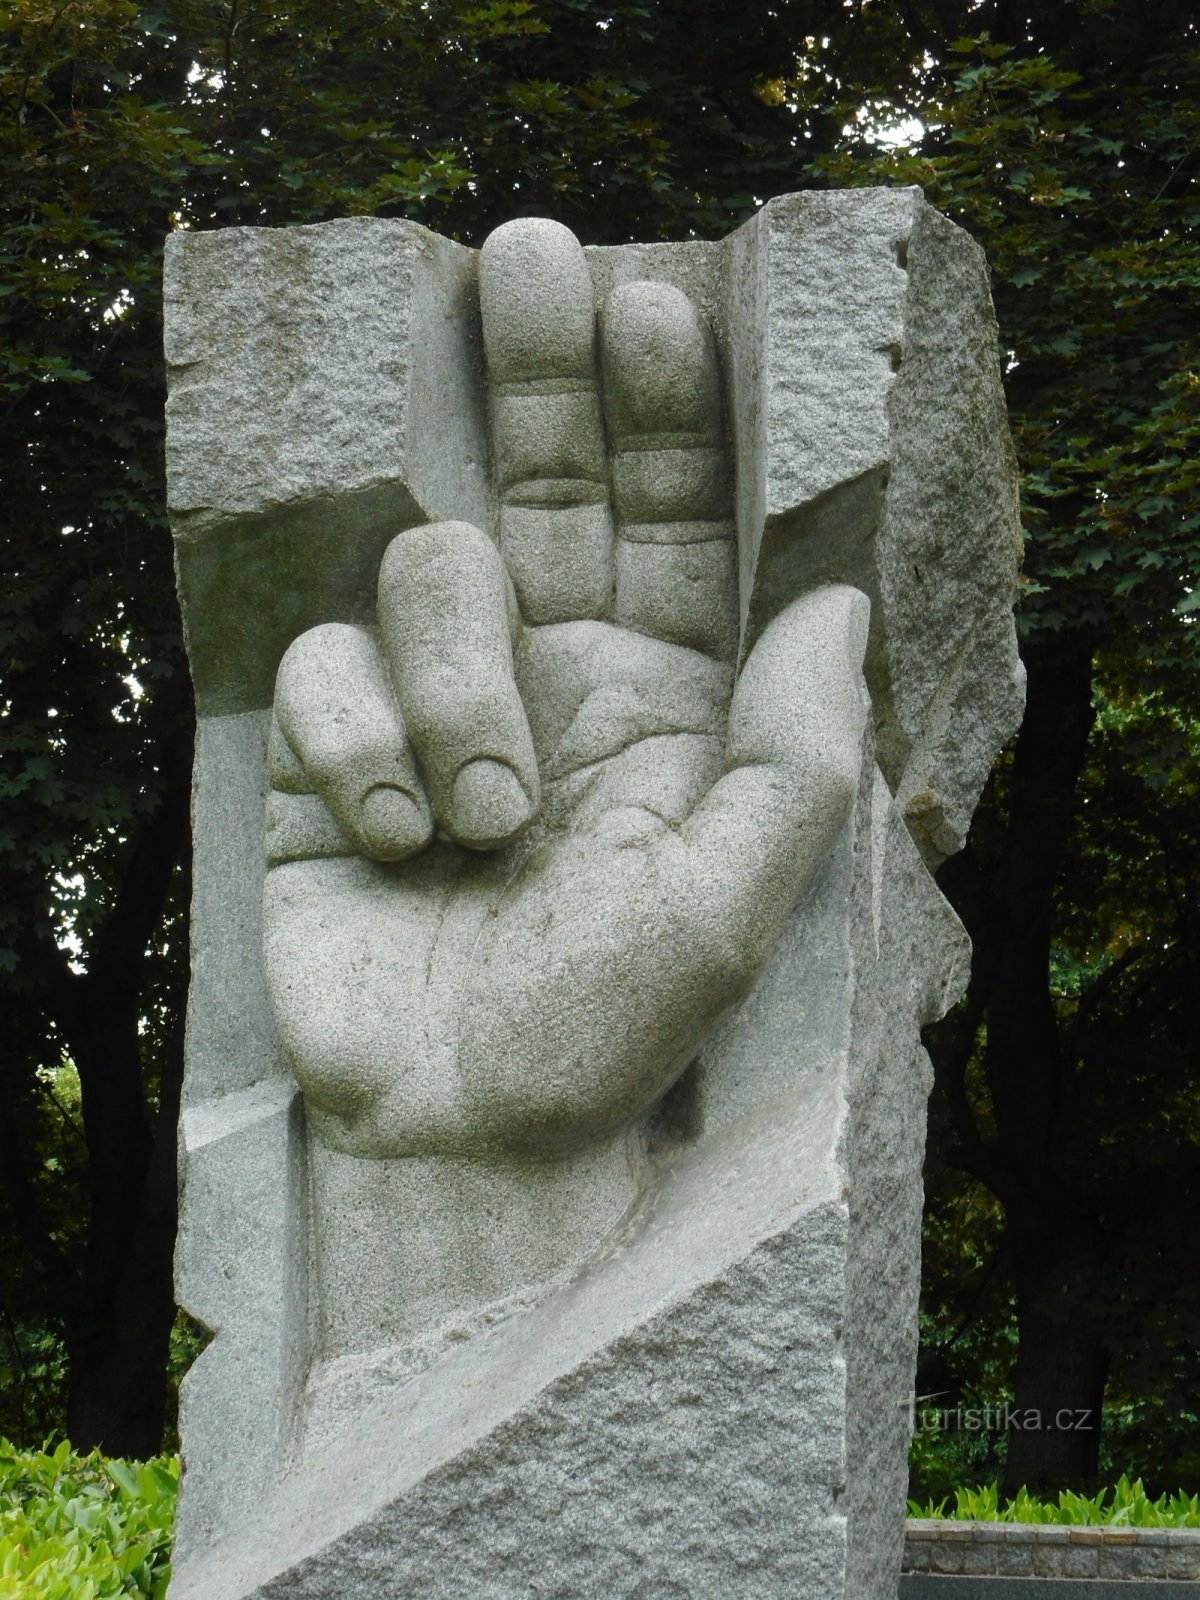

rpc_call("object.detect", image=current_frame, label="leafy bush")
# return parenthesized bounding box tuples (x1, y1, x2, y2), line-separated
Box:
(0, 1439, 176, 1598)
(0, 1322, 69, 1451)
(910, 1473, 1200, 1527)
(907, 1390, 1012, 1507)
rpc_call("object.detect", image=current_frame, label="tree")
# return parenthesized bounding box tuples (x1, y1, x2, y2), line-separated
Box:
(0, 0, 983, 1454)
(816, 0, 1200, 1491)
(3, 0, 1197, 1481)
(1, 0, 201, 1454)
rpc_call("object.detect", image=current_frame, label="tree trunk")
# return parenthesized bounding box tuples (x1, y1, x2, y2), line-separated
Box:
(64, 699, 193, 1456)
(936, 628, 1110, 1491)
(1002, 1212, 1109, 1492)
(65, 1027, 184, 1456)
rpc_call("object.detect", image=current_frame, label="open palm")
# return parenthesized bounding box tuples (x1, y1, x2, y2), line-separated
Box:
(261, 219, 868, 1160)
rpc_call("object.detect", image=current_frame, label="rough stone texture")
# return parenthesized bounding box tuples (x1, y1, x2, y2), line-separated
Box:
(904, 1521, 1200, 1583)
(173, 1077, 306, 1566)
(716, 189, 1024, 867)
(164, 219, 488, 716)
(901, 1581, 1200, 1598)
(165, 191, 1023, 1598)
(171, 713, 308, 1568)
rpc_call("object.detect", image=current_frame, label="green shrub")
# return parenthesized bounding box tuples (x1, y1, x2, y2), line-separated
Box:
(910, 1473, 1200, 1527)
(0, 1439, 177, 1598)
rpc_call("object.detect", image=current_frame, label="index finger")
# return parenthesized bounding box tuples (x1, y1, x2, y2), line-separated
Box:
(378, 521, 540, 851)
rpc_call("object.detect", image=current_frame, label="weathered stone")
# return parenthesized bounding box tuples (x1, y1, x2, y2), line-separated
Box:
(165, 191, 1022, 1599)
(165, 219, 489, 717)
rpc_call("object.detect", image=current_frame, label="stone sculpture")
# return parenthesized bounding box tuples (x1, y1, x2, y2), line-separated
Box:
(164, 190, 1023, 1600)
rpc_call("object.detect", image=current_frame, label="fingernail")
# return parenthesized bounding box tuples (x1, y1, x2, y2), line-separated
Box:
(451, 759, 535, 849)
(360, 784, 433, 861)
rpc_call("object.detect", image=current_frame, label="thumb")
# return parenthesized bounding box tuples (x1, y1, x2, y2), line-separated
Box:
(678, 584, 870, 981)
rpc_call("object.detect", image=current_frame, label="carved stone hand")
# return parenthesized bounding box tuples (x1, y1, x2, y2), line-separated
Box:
(262, 218, 869, 1161)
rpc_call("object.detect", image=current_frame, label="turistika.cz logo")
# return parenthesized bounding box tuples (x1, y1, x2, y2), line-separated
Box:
(903, 1393, 1096, 1434)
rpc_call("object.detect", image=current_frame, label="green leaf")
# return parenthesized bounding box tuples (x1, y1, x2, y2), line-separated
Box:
(105, 1459, 138, 1498)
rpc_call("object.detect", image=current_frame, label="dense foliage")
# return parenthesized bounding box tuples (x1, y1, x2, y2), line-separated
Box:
(817, 6, 1200, 1493)
(2, 0, 1197, 1493)
(0, 0, 996, 1452)
(910, 1475, 1200, 1528)
(0, 1440, 176, 1598)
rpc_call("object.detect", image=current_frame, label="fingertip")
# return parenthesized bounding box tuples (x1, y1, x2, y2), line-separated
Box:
(359, 783, 435, 862)
(449, 759, 538, 851)
(272, 622, 433, 866)
(480, 218, 595, 384)
(602, 280, 722, 439)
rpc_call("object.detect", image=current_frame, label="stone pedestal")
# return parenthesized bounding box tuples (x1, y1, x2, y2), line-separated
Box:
(164, 190, 1023, 1599)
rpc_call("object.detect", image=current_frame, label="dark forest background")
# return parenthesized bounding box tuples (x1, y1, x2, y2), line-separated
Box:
(2, 0, 1197, 1497)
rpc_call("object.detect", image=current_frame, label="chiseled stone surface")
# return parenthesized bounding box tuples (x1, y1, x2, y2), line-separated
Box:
(166, 192, 1022, 1598)
(176, 1069, 853, 1599)
(165, 219, 488, 717)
